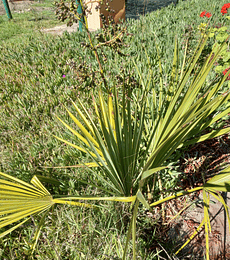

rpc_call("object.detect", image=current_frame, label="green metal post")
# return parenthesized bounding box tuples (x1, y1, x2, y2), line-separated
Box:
(2, 0, 12, 19)
(76, 0, 84, 32)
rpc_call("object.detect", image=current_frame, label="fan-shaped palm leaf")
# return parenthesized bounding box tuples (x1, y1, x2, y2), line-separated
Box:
(0, 172, 92, 239)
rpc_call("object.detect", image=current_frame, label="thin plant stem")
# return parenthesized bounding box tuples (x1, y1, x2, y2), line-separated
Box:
(70, 0, 111, 94)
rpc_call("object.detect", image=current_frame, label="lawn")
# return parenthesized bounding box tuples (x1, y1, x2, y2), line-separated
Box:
(0, 0, 63, 44)
(1, 0, 230, 259)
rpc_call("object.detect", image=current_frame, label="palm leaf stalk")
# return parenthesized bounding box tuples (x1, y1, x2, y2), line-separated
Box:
(0, 171, 93, 254)
(1, 34, 230, 259)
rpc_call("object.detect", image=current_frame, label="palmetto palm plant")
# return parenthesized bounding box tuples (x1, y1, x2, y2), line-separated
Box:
(1, 34, 230, 259)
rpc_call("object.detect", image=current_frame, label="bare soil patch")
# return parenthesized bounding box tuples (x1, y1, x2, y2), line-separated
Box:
(0, 0, 80, 35)
(168, 133, 230, 259)
(0, 0, 52, 16)
(146, 129, 230, 259)
(41, 23, 79, 35)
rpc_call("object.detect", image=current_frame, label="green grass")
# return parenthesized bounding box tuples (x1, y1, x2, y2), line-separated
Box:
(0, 0, 63, 44)
(0, 0, 230, 258)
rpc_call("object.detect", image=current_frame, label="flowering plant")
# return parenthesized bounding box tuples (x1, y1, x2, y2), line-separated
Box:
(223, 67, 230, 75)
(222, 67, 230, 80)
(221, 3, 230, 15)
(198, 4, 230, 83)
(200, 10, 212, 18)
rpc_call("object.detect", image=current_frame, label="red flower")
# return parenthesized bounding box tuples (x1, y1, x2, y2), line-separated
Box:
(200, 10, 206, 17)
(223, 67, 230, 80)
(200, 10, 212, 18)
(221, 3, 230, 15)
(223, 67, 230, 75)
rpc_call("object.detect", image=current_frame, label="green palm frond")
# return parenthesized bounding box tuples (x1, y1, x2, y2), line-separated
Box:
(141, 36, 230, 178)
(0, 172, 54, 238)
(0, 172, 92, 238)
(56, 89, 148, 197)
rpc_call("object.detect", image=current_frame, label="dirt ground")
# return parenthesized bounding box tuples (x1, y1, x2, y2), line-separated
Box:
(168, 192, 230, 259)
(0, 0, 80, 34)
(0, 0, 46, 16)
(166, 134, 230, 259)
(41, 23, 79, 35)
